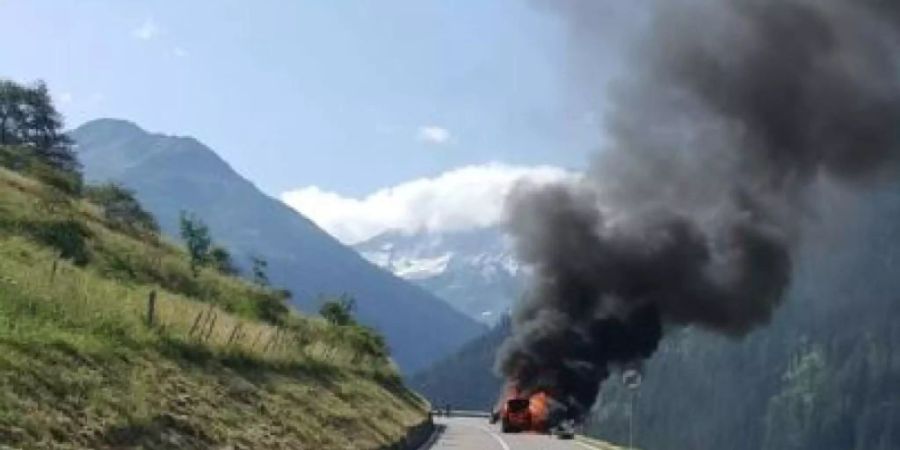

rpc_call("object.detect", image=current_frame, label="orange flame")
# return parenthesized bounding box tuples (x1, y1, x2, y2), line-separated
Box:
(528, 391, 549, 432)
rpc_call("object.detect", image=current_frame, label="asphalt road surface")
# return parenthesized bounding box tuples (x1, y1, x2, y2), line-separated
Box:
(424, 417, 596, 450)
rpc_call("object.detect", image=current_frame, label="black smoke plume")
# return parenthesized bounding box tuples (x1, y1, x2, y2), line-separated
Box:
(497, 0, 900, 421)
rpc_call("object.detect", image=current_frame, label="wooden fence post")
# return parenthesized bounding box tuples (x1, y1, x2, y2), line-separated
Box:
(227, 323, 243, 346)
(147, 290, 157, 327)
(49, 259, 58, 284)
(264, 328, 280, 353)
(251, 330, 264, 349)
(204, 312, 218, 342)
(188, 310, 205, 338)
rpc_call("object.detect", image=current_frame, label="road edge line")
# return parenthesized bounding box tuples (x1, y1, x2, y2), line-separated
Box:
(415, 423, 445, 450)
(576, 434, 628, 450)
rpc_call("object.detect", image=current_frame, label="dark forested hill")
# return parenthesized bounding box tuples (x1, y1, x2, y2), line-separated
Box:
(70, 118, 484, 374)
(409, 318, 510, 411)
(409, 186, 900, 450)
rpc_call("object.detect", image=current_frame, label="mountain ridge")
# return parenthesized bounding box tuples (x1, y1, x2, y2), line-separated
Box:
(70, 118, 485, 374)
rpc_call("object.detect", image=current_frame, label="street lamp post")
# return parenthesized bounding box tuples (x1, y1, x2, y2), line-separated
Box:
(622, 369, 642, 450)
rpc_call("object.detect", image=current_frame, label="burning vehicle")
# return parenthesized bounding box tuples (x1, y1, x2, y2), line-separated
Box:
(500, 397, 532, 433)
(493, 384, 553, 434)
(492, 385, 575, 438)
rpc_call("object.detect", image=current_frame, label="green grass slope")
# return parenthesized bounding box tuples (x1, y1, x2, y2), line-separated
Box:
(0, 162, 428, 449)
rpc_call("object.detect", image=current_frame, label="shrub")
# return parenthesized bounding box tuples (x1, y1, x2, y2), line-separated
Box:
(257, 289, 290, 325)
(0, 145, 31, 172)
(0, 145, 82, 195)
(31, 220, 91, 266)
(317, 295, 388, 358)
(319, 295, 356, 327)
(209, 245, 238, 276)
(344, 325, 389, 359)
(84, 183, 159, 234)
(29, 160, 83, 196)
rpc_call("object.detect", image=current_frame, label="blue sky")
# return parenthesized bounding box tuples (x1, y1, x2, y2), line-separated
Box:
(1, 1, 632, 242)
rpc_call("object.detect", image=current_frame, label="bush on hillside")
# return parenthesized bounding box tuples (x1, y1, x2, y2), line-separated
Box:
(318, 295, 389, 359)
(85, 183, 159, 235)
(30, 162, 83, 196)
(209, 245, 238, 276)
(30, 220, 91, 266)
(178, 212, 250, 278)
(0, 145, 31, 172)
(319, 295, 356, 327)
(0, 146, 82, 195)
(257, 288, 291, 325)
(343, 324, 390, 360)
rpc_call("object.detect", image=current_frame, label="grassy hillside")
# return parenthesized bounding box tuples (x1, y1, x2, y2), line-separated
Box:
(0, 159, 428, 449)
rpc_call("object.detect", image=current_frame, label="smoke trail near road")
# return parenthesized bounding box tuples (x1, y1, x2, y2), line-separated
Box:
(497, 0, 900, 421)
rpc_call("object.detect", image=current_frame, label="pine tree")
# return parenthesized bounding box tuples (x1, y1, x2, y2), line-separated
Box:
(0, 79, 79, 173)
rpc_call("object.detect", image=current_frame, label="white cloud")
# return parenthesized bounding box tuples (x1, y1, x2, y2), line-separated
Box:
(417, 126, 451, 145)
(173, 46, 189, 57)
(58, 92, 73, 104)
(132, 18, 160, 41)
(281, 163, 576, 244)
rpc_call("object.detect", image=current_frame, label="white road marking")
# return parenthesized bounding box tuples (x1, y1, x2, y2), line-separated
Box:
(477, 426, 512, 450)
(432, 418, 594, 450)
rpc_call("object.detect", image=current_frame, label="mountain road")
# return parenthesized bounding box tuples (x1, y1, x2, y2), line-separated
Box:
(422, 417, 616, 450)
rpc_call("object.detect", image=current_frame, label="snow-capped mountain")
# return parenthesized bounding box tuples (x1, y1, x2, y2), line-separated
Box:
(354, 227, 526, 325)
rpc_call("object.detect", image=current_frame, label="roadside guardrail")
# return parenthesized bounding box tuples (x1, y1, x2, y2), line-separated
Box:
(430, 409, 492, 419)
